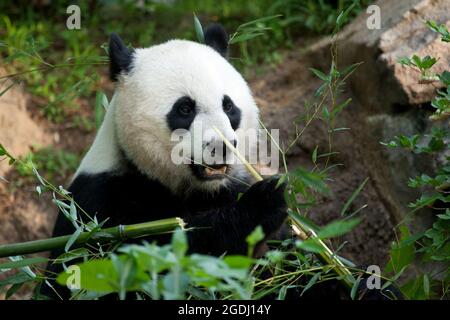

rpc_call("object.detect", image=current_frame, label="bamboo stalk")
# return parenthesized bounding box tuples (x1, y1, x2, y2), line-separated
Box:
(213, 126, 354, 288)
(0, 217, 184, 258)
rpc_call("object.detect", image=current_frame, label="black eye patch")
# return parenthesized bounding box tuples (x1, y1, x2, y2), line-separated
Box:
(166, 96, 197, 131)
(223, 95, 241, 130)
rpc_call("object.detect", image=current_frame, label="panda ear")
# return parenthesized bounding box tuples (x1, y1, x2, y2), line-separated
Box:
(109, 33, 134, 81)
(204, 24, 228, 58)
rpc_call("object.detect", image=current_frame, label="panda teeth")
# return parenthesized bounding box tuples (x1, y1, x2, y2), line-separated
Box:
(205, 166, 227, 176)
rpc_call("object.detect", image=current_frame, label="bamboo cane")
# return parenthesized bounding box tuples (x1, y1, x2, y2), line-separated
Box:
(213, 126, 354, 288)
(0, 217, 184, 258)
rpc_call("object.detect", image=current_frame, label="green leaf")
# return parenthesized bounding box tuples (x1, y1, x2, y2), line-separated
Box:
(277, 285, 288, 300)
(439, 70, 450, 86)
(340, 178, 369, 216)
(229, 32, 264, 44)
(246, 225, 265, 253)
(290, 167, 330, 196)
(193, 14, 204, 43)
(426, 20, 450, 42)
(223, 256, 254, 269)
(0, 257, 47, 270)
(312, 146, 318, 163)
(0, 81, 16, 97)
(94, 91, 107, 129)
(317, 218, 361, 239)
(0, 271, 33, 288)
(296, 239, 325, 253)
(275, 174, 287, 189)
(172, 229, 188, 258)
(334, 1, 356, 33)
(301, 272, 321, 295)
(65, 227, 82, 252)
(288, 210, 320, 232)
(341, 62, 362, 77)
(350, 276, 362, 300)
(57, 259, 118, 293)
(53, 248, 90, 264)
(5, 282, 24, 299)
(386, 226, 415, 273)
(309, 68, 328, 81)
(331, 98, 352, 119)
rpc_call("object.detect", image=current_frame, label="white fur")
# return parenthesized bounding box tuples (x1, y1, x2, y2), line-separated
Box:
(75, 94, 122, 178)
(77, 39, 260, 193)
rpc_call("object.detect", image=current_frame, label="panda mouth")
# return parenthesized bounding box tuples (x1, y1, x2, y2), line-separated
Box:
(190, 163, 229, 180)
(205, 164, 227, 176)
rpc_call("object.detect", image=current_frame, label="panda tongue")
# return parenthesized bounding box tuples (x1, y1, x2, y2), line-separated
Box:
(205, 166, 227, 176)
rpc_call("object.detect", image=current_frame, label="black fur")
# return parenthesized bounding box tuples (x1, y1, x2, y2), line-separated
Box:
(204, 24, 228, 57)
(222, 95, 241, 130)
(41, 160, 287, 299)
(109, 33, 134, 81)
(166, 96, 197, 131)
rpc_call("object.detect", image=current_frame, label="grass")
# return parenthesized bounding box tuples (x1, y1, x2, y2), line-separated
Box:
(15, 147, 80, 184)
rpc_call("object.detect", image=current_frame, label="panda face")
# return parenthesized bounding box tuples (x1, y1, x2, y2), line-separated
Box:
(106, 27, 260, 193)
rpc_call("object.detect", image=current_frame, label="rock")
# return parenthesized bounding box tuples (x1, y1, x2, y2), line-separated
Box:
(307, 0, 450, 108)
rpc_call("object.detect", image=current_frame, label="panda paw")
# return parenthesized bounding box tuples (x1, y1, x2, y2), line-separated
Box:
(238, 176, 288, 236)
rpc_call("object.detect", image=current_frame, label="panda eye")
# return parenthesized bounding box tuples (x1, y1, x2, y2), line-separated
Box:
(178, 104, 194, 116)
(222, 96, 234, 113)
(223, 102, 233, 113)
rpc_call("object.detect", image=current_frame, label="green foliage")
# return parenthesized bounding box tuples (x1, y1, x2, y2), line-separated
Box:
(268, 0, 370, 35)
(0, 15, 105, 123)
(398, 55, 440, 82)
(228, 15, 280, 44)
(383, 20, 450, 299)
(15, 147, 80, 182)
(55, 230, 256, 300)
(425, 20, 450, 43)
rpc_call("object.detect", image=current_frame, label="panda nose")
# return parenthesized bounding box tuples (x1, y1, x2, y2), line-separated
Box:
(207, 140, 237, 162)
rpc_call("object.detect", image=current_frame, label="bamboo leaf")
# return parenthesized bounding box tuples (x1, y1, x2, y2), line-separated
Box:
(0, 271, 33, 288)
(309, 68, 328, 81)
(301, 272, 321, 295)
(65, 228, 82, 252)
(229, 32, 264, 44)
(5, 282, 24, 299)
(237, 15, 280, 29)
(193, 14, 204, 43)
(340, 178, 369, 216)
(0, 257, 47, 270)
(317, 218, 361, 239)
(350, 276, 362, 300)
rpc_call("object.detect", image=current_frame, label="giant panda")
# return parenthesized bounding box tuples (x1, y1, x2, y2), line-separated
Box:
(42, 24, 288, 299)
(41, 24, 399, 300)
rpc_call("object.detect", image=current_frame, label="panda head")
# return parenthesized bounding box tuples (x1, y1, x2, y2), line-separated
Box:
(110, 25, 260, 193)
